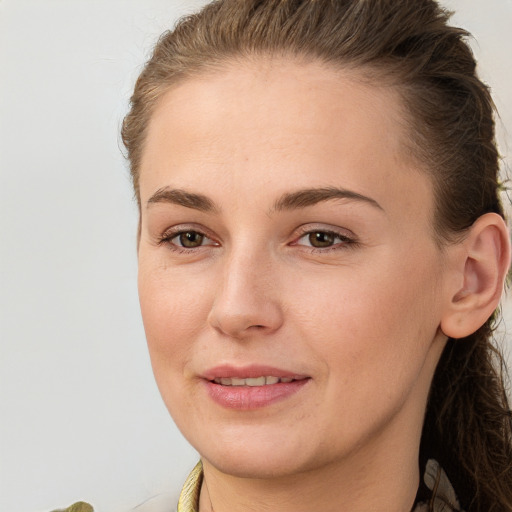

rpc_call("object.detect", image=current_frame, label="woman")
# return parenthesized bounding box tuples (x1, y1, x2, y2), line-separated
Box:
(63, 0, 512, 510)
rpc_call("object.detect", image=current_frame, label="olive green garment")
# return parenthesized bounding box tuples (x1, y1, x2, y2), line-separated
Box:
(51, 501, 94, 512)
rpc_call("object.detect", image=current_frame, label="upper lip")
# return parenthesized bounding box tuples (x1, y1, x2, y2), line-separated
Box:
(202, 364, 309, 380)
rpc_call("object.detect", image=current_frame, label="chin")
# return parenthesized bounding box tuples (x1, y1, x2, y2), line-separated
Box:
(192, 427, 334, 479)
(202, 449, 310, 479)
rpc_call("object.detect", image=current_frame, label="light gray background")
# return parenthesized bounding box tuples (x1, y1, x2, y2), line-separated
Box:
(1, 1, 511, 511)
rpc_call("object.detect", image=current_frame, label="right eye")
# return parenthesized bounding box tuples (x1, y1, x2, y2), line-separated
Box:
(158, 228, 218, 252)
(173, 231, 207, 248)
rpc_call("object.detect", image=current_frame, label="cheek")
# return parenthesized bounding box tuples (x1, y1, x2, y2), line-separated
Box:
(284, 255, 442, 381)
(138, 266, 216, 428)
(138, 262, 212, 375)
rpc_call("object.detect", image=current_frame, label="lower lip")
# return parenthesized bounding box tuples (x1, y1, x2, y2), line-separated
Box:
(204, 379, 310, 410)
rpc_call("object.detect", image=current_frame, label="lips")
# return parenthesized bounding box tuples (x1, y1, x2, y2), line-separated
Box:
(202, 365, 310, 409)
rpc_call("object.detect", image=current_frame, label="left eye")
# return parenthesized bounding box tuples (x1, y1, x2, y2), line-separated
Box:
(296, 231, 351, 248)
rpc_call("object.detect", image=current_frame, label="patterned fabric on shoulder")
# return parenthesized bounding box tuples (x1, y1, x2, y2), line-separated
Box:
(414, 459, 464, 512)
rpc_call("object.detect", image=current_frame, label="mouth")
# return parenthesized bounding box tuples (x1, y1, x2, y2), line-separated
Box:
(202, 366, 310, 409)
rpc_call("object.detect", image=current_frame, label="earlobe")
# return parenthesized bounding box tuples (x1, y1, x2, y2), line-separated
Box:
(440, 213, 511, 339)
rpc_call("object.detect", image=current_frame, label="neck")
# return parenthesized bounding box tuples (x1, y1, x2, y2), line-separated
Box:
(199, 422, 422, 512)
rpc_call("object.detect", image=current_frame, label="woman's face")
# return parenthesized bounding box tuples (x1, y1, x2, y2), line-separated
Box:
(137, 58, 452, 478)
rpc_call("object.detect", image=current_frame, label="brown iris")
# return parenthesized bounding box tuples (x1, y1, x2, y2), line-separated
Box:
(309, 231, 336, 248)
(179, 231, 205, 248)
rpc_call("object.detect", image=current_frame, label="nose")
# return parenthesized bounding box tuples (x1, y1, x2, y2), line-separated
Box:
(207, 249, 284, 339)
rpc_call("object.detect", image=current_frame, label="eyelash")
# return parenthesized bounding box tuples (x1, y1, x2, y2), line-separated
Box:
(157, 226, 358, 254)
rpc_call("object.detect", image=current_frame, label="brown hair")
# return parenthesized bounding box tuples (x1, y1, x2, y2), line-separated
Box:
(122, 1, 512, 509)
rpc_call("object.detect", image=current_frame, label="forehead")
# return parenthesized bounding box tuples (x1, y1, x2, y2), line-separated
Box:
(140, 57, 433, 226)
(144, 57, 408, 163)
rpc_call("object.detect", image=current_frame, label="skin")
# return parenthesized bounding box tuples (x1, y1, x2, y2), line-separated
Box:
(137, 58, 472, 512)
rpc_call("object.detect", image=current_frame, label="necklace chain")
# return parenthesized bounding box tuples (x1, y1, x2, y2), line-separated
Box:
(202, 473, 215, 512)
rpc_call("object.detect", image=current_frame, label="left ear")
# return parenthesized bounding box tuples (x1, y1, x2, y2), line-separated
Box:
(440, 212, 511, 339)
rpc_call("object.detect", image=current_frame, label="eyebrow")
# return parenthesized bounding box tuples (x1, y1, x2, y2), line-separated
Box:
(271, 186, 383, 213)
(145, 185, 383, 214)
(146, 187, 218, 213)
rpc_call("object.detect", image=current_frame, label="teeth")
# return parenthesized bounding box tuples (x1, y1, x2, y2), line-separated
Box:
(246, 377, 266, 386)
(212, 376, 295, 386)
